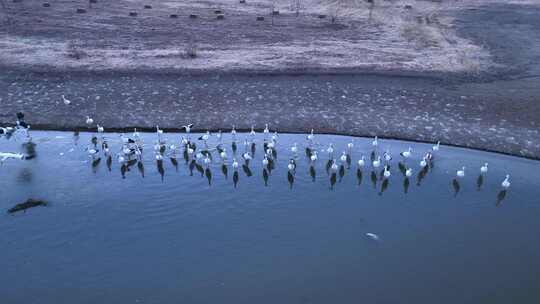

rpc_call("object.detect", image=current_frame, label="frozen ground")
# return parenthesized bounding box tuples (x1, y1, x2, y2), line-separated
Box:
(0, 0, 494, 73)
(1, 1, 540, 159)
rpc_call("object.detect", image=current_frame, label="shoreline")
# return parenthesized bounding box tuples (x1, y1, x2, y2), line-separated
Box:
(16, 126, 540, 161)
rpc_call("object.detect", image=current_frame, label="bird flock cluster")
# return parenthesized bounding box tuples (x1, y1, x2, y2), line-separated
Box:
(1, 111, 512, 201)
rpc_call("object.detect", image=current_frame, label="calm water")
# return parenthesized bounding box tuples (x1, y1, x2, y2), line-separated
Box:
(1, 131, 540, 304)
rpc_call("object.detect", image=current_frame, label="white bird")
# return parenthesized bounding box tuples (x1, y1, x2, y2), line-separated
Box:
(220, 149, 227, 160)
(291, 143, 298, 154)
(250, 126, 256, 137)
(310, 151, 318, 162)
(330, 160, 338, 172)
(420, 157, 427, 168)
(340, 151, 347, 163)
(480, 163, 488, 174)
(217, 130, 222, 143)
(400, 147, 412, 158)
(307, 129, 314, 142)
(232, 158, 239, 170)
(156, 125, 163, 136)
(200, 131, 210, 141)
(262, 156, 269, 167)
(86, 147, 99, 159)
(372, 156, 381, 168)
(432, 141, 440, 152)
(372, 136, 378, 148)
(347, 141, 354, 151)
(0, 152, 24, 164)
(242, 152, 252, 162)
(204, 156, 211, 166)
(231, 125, 237, 139)
(181, 124, 193, 134)
(457, 166, 466, 178)
(366, 233, 380, 241)
(405, 168, 413, 177)
(263, 124, 269, 137)
(357, 155, 365, 167)
(61, 95, 71, 105)
(501, 174, 511, 189)
(383, 150, 392, 162)
(133, 128, 140, 140)
(155, 153, 163, 161)
(97, 124, 104, 133)
(383, 165, 391, 178)
(86, 116, 94, 125)
(287, 160, 296, 172)
(326, 144, 334, 158)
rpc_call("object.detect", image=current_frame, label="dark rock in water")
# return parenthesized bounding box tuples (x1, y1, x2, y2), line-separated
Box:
(256, 16, 264, 21)
(272, 10, 279, 15)
(318, 14, 326, 19)
(216, 14, 225, 20)
(170, 14, 178, 18)
(12, 0, 22, 3)
(43, 3, 50, 7)
(8, 199, 48, 214)
(76, 8, 86, 14)
(89, 0, 97, 3)
(129, 12, 138, 17)
(144, 5, 152, 9)
(214, 10, 222, 14)
(239, 0, 246, 3)
(189, 14, 198, 19)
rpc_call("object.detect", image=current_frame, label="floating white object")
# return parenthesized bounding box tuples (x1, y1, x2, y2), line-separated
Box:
(366, 233, 380, 241)
(502, 174, 511, 189)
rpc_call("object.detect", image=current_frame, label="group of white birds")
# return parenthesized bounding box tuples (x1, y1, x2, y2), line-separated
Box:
(74, 113, 513, 191)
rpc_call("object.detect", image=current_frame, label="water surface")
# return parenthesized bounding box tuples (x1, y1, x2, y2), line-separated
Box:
(1, 131, 540, 304)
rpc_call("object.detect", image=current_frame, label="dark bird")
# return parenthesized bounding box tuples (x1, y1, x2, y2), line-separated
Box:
(7, 199, 47, 214)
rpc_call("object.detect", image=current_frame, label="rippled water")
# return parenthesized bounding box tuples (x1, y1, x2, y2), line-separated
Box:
(1, 131, 540, 303)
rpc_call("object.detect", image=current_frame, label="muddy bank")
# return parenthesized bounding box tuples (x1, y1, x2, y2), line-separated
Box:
(1, 2, 539, 159)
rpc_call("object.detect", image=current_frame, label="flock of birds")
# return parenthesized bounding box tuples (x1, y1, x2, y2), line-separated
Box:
(0, 110, 512, 203)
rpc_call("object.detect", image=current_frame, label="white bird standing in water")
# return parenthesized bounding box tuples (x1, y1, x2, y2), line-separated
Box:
(291, 143, 298, 155)
(310, 151, 318, 163)
(263, 124, 270, 138)
(307, 129, 314, 142)
(250, 126, 256, 137)
(340, 151, 347, 164)
(383, 165, 391, 178)
(232, 158, 239, 170)
(372, 136, 378, 148)
(501, 174, 511, 189)
(372, 156, 381, 169)
(420, 157, 427, 168)
(405, 168, 413, 177)
(86, 116, 94, 125)
(231, 125, 237, 140)
(220, 148, 228, 161)
(330, 159, 338, 172)
(61, 95, 71, 105)
(357, 155, 365, 168)
(133, 128, 140, 140)
(432, 141, 441, 152)
(400, 147, 412, 159)
(97, 124, 104, 134)
(457, 167, 466, 178)
(204, 155, 211, 167)
(262, 156, 269, 167)
(480, 163, 488, 174)
(327, 144, 334, 159)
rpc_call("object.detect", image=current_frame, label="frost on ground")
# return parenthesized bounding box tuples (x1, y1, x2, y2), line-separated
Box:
(0, 0, 500, 73)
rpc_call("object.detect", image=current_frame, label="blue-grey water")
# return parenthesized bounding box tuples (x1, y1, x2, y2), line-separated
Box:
(1, 131, 540, 304)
